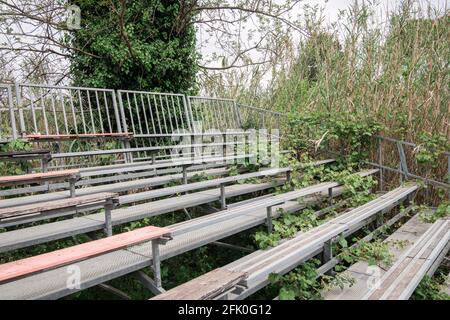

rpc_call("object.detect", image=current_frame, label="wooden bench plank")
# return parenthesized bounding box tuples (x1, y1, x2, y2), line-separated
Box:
(0, 192, 118, 219)
(0, 225, 171, 283)
(0, 169, 80, 186)
(151, 268, 247, 300)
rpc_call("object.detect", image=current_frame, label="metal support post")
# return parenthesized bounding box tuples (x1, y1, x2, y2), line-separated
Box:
(182, 165, 188, 185)
(328, 187, 333, 206)
(376, 210, 384, 228)
(69, 178, 76, 198)
(322, 239, 334, 276)
(104, 199, 114, 237)
(266, 206, 273, 233)
(151, 239, 162, 289)
(220, 183, 226, 209)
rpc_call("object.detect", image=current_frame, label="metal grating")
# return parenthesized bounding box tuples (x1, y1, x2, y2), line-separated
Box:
(15, 83, 122, 136)
(188, 96, 241, 131)
(0, 84, 17, 140)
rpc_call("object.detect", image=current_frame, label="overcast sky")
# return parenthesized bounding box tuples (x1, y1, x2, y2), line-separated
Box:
(198, 0, 449, 69)
(300, 0, 447, 22)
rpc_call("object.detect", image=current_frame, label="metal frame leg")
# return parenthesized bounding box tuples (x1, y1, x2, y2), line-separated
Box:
(124, 140, 133, 163)
(376, 210, 384, 228)
(286, 170, 291, 185)
(69, 178, 76, 198)
(220, 183, 226, 209)
(328, 187, 333, 206)
(151, 239, 162, 289)
(42, 155, 51, 190)
(266, 206, 273, 233)
(322, 239, 333, 276)
(182, 165, 188, 185)
(42, 155, 50, 173)
(104, 199, 113, 237)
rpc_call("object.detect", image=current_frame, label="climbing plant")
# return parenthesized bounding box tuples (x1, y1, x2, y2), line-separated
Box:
(69, 0, 198, 94)
(0, 140, 32, 176)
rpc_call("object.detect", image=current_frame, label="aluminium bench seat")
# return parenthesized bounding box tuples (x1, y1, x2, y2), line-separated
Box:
(0, 191, 306, 299)
(0, 170, 80, 197)
(154, 184, 418, 300)
(0, 192, 118, 229)
(0, 180, 285, 253)
(0, 149, 52, 172)
(0, 153, 253, 198)
(225, 184, 418, 291)
(0, 161, 228, 198)
(0, 225, 171, 289)
(151, 269, 247, 300)
(0, 171, 377, 299)
(362, 217, 450, 300)
(0, 166, 230, 208)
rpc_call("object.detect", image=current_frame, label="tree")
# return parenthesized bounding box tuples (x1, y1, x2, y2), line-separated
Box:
(69, 0, 198, 93)
(0, 0, 307, 91)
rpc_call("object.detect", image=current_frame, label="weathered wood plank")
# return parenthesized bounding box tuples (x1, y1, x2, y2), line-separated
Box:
(151, 268, 247, 300)
(0, 192, 118, 219)
(0, 225, 171, 283)
(0, 170, 80, 186)
(324, 214, 432, 300)
(365, 219, 450, 300)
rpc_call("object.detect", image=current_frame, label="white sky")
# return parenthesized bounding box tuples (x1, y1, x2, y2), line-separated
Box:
(198, 0, 449, 68)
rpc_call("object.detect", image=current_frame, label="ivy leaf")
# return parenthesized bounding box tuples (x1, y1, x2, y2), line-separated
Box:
(338, 234, 348, 248)
(279, 287, 296, 300)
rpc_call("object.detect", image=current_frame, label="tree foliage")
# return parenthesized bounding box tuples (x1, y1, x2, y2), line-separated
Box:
(69, 0, 199, 93)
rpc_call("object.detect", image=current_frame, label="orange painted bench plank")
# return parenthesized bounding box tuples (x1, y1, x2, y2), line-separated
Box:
(0, 225, 171, 283)
(0, 169, 80, 184)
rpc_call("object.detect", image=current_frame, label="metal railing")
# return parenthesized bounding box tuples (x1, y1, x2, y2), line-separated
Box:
(0, 84, 17, 141)
(14, 83, 122, 136)
(1, 83, 283, 141)
(188, 96, 241, 131)
(372, 135, 450, 192)
(118, 90, 192, 137)
(237, 104, 283, 130)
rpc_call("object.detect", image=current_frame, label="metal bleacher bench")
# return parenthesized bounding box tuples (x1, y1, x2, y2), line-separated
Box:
(151, 269, 247, 300)
(0, 169, 80, 197)
(0, 149, 52, 172)
(0, 170, 381, 299)
(0, 192, 119, 232)
(153, 183, 418, 300)
(0, 225, 171, 290)
(362, 217, 450, 300)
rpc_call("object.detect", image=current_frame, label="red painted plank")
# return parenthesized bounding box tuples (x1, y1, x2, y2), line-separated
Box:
(0, 226, 171, 283)
(0, 169, 79, 183)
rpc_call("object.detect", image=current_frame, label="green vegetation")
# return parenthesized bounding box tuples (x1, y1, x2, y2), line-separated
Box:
(419, 202, 450, 223)
(0, 140, 32, 176)
(69, 0, 198, 93)
(412, 271, 450, 300)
